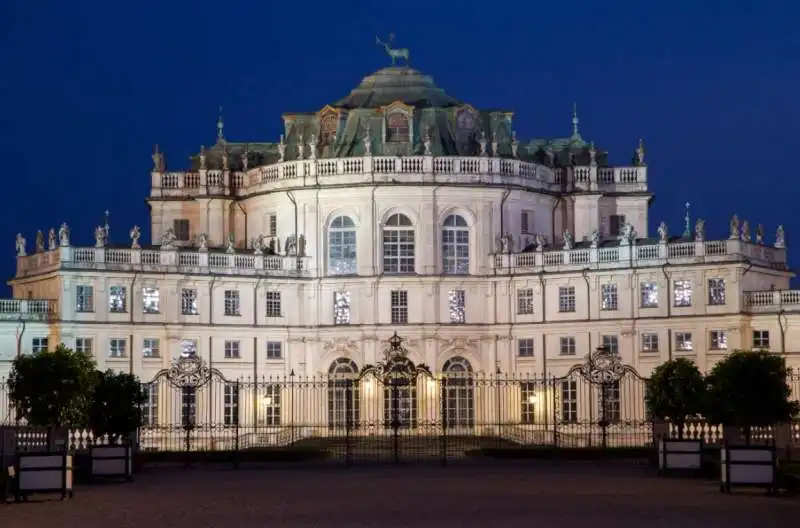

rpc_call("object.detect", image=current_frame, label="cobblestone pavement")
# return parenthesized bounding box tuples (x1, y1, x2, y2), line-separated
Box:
(2, 464, 797, 527)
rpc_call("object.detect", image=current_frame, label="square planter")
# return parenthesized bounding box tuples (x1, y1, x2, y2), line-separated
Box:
(14, 452, 73, 502)
(720, 443, 777, 494)
(90, 445, 133, 481)
(658, 438, 703, 475)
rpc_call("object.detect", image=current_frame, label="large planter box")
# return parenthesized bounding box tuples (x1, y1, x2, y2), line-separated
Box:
(90, 445, 133, 481)
(720, 443, 777, 494)
(658, 438, 703, 475)
(14, 452, 73, 502)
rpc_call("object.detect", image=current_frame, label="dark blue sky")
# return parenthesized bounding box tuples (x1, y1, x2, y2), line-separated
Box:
(2, 1, 799, 289)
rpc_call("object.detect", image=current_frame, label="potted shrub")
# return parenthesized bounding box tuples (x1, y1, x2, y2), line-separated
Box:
(645, 358, 707, 474)
(87, 371, 145, 481)
(706, 350, 799, 493)
(6, 344, 95, 500)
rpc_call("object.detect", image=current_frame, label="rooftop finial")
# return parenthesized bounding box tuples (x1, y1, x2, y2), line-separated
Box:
(103, 209, 110, 244)
(216, 106, 225, 143)
(376, 33, 410, 66)
(683, 202, 691, 238)
(570, 102, 581, 140)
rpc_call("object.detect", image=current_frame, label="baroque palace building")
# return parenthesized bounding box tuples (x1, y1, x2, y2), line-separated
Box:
(1, 53, 798, 440)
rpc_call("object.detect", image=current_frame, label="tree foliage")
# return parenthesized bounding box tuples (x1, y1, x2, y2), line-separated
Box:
(706, 350, 799, 442)
(89, 370, 146, 441)
(7, 343, 96, 428)
(645, 358, 707, 438)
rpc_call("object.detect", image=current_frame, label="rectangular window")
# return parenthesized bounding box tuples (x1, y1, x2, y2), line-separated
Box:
(268, 214, 277, 237)
(109, 338, 127, 358)
(640, 282, 658, 308)
(520, 210, 534, 235)
(223, 383, 240, 426)
(181, 289, 198, 315)
(602, 335, 619, 354)
(31, 337, 48, 354)
(520, 382, 536, 424)
(261, 384, 281, 426)
(181, 339, 197, 358)
(600, 381, 621, 423)
(108, 286, 127, 313)
(558, 286, 576, 313)
(559, 337, 576, 356)
(675, 332, 693, 352)
(334, 291, 351, 325)
(640, 333, 659, 353)
(710, 330, 728, 350)
(142, 287, 160, 314)
(609, 214, 626, 237)
(224, 290, 240, 316)
(266, 341, 282, 360)
(76, 285, 94, 313)
(708, 278, 726, 305)
(601, 284, 618, 311)
(75, 337, 93, 357)
(561, 380, 577, 423)
(448, 290, 466, 324)
(141, 384, 158, 426)
(224, 340, 240, 359)
(753, 330, 770, 349)
(390, 290, 408, 324)
(517, 288, 534, 315)
(173, 219, 190, 242)
(265, 291, 282, 318)
(143, 338, 160, 358)
(181, 387, 196, 427)
(518, 338, 534, 357)
(673, 279, 693, 307)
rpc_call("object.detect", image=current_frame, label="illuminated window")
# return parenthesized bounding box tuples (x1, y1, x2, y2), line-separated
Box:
(386, 112, 410, 143)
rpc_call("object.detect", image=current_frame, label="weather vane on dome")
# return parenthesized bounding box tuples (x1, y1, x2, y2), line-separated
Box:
(376, 33, 410, 66)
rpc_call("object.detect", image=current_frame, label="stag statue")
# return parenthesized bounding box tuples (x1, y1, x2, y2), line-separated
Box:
(376, 34, 410, 66)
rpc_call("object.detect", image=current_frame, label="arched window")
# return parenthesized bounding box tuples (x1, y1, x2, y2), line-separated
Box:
(320, 114, 338, 145)
(442, 356, 474, 429)
(386, 112, 410, 143)
(382, 213, 415, 274)
(328, 358, 360, 430)
(328, 216, 357, 275)
(382, 356, 418, 429)
(442, 214, 470, 274)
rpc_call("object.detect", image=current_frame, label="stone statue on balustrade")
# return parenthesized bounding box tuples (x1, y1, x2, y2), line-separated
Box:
(58, 223, 70, 247)
(278, 135, 286, 162)
(15, 234, 26, 257)
(48, 228, 56, 251)
(511, 131, 519, 159)
(298, 234, 307, 257)
(478, 132, 488, 157)
(152, 146, 164, 172)
(694, 219, 705, 242)
(221, 147, 229, 171)
(619, 223, 635, 245)
(35, 230, 44, 253)
(94, 226, 106, 248)
(297, 134, 305, 160)
(129, 225, 141, 249)
(755, 224, 765, 245)
(225, 234, 235, 254)
(308, 134, 317, 160)
(497, 233, 513, 253)
(775, 225, 786, 249)
(251, 235, 263, 255)
(635, 138, 645, 165)
(284, 234, 297, 256)
(423, 128, 432, 156)
(729, 215, 739, 239)
(741, 220, 751, 242)
(241, 146, 249, 171)
(657, 221, 668, 243)
(267, 237, 277, 255)
(160, 227, 177, 250)
(545, 147, 555, 167)
(562, 230, 574, 250)
(363, 124, 372, 156)
(199, 145, 207, 170)
(197, 233, 208, 252)
(491, 134, 498, 158)
(534, 233, 545, 251)
(589, 142, 597, 166)
(590, 229, 599, 248)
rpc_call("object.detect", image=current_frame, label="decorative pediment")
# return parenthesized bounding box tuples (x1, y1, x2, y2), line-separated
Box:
(382, 100, 415, 115)
(316, 105, 341, 118)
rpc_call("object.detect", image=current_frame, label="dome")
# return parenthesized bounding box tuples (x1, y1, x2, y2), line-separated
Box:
(333, 67, 462, 110)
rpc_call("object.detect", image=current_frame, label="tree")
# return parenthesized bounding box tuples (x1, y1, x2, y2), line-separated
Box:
(7, 343, 96, 429)
(645, 358, 707, 439)
(706, 350, 799, 444)
(89, 370, 146, 443)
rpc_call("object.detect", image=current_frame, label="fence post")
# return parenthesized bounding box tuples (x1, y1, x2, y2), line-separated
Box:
(233, 380, 240, 470)
(345, 379, 352, 467)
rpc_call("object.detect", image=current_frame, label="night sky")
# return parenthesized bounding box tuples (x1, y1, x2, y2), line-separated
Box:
(2, 1, 798, 291)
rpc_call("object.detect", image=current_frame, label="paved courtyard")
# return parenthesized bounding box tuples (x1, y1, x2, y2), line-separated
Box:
(2, 464, 797, 527)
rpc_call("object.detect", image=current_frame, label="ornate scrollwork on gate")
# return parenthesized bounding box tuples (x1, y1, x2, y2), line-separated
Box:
(360, 331, 431, 381)
(575, 346, 629, 385)
(165, 355, 214, 388)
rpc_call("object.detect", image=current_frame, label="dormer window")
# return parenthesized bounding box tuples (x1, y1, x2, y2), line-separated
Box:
(386, 112, 410, 143)
(320, 113, 338, 145)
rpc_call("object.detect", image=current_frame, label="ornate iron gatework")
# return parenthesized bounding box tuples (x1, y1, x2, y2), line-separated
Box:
(165, 354, 216, 388)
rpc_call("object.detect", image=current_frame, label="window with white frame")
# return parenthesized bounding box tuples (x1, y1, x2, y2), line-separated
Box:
(602, 335, 619, 354)
(601, 284, 618, 311)
(75, 337, 93, 357)
(559, 337, 576, 356)
(333, 291, 351, 325)
(142, 287, 160, 314)
(108, 286, 126, 313)
(260, 384, 281, 426)
(520, 382, 536, 424)
(109, 338, 127, 358)
(640, 333, 659, 353)
(517, 288, 534, 315)
(76, 285, 94, 312)
(266, 213, 277, 237)
(224, 340, 240, 359)
(520, 210, 534, 235)
(141, 384, 158, 426)
(382, 214, 415, 274)
(710, 330, 728, 350)
(753, 330, 770, 349)
(675, 332, 693, 352)
(448, 290, 466, 324)
(224, 383, 240, 426)
(143, 338, 160, 358)
(442, 214, 469, 274)
(181, 289, 198, 315)
(266, 341, 282, 360)
(673, 280, 693, 307)
(328, 216, 357, 275)
(561, 380, 577, 423)
(31, 337, 48, 354)
(558, 286, 576, 312)
(224, 290, 240, 316)
(518, 338, 534, 357)
(640, 282, 658, 308)
(390, 290, 408, 324)
(708, 278, 726, 305)
(181, 339, 197, 358)
(265, 291, 282, 318)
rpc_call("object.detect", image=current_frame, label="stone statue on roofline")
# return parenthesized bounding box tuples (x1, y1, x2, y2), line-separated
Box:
(694, 219, 705, 242)
(562, 230, 574, 250)
(590, 229, 599, 248)
(94, 226, 106, 248)
(15, 234, 26, 257)
(129, 225, 141, 249)
(58, 223, 70, 247)
(197, 233, 208, 252)
(755, 224, 765, 245)
(48, 228, 56, 251)
(729, 215, 739, 239)
(775, 225, 786, 249)
(657, 221, 668, 243)
(278, 135, 286, 162)
(35, 230, 44, 253)
(741, 220, 751, 242)
(160, 227, 177, 249)
(511, 131, 519, 159)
